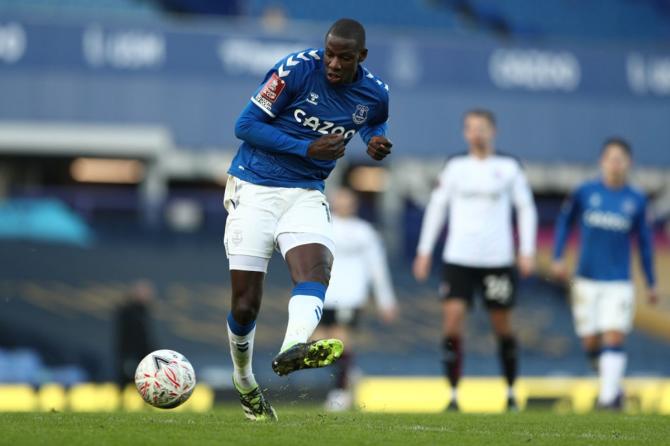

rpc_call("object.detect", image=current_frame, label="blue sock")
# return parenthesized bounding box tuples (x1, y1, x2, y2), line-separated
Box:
(226, 312, 257, 391)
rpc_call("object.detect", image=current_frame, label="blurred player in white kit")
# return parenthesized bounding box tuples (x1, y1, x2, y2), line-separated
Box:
(413, 109, 538, 411)
(312, 187, 398, 411)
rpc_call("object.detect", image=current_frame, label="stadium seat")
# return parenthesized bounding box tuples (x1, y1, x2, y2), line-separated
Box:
(38, 384, 67, 412)
(0, 385, 38, 411)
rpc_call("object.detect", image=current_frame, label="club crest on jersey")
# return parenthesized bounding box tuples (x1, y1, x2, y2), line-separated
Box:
(307, 92, 319, 105)
(258, 73, 286, 104)
(352, 104, 369, 124)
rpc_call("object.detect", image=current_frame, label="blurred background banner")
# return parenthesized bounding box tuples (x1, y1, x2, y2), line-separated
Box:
(1, 12, 669, 162)
(0, 0, 669, 411)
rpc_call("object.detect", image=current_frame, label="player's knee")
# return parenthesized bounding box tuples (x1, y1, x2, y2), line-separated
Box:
(231, 288, 262, 323)
(602, 331, 625, 347)
(231, 301, 258, 324)
(296, 261, 331, 286)
(443, 322, 461, 337)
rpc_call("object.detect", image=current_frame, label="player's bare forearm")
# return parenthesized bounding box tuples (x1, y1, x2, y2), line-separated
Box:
(367, 136, 392, 161)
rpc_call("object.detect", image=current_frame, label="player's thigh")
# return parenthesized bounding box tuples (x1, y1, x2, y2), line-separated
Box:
(480, 267, 517, 310)
(597, 281, 635, 336)
(442, 263, 476, 307)
(276, 188, 335, 258)
(571, 278, 600, 337)
(224, 176, 280, 260)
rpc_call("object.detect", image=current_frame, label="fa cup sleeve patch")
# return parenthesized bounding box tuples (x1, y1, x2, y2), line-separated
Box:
(255, 72, 286, 111)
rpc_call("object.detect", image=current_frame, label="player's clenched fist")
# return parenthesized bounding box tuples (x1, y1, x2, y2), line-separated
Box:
(367, 136, 392, 161)
(307, 134, 345, 160)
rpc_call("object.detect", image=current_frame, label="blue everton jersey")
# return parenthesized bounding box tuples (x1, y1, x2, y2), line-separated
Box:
(553, 179, 655, 286)
(228, 48, 390, 191)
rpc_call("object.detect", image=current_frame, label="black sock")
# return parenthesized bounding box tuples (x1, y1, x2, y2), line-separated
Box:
(586, 348, 600, 372)
(442, 336, 462, 392)
(498, 336, 517, 388)
(335, 351, 353, 390)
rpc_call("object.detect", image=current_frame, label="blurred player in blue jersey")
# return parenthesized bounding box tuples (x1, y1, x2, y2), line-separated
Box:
(552, 138, 657, 409)
(223, 18, 391, 421)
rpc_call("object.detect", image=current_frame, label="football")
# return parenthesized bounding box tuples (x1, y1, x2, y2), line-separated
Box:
(134, 349, 196, 409)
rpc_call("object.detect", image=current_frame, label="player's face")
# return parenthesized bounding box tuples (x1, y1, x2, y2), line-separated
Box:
(324, 34, 367, 85)
(463, 115, 495, 149)
(331, 188, 358, 217)
(600, 144, 631, 180)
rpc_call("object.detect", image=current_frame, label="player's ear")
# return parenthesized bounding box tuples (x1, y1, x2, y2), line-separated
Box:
(358, 48, 368, 64)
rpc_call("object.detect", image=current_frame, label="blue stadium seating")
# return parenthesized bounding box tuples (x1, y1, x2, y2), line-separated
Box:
(247, 0, 670, 42)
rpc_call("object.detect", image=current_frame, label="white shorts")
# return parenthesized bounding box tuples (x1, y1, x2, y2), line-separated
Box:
(571, 278, 635, 337)
(223, 176, 335, 270)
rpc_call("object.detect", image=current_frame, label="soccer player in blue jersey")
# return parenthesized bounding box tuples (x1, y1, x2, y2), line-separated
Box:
(223, 18, 391, 421)
(552, 138, 657, 409)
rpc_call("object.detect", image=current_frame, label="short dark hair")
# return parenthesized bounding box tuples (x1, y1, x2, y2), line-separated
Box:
(602, 137, 632, 158)
(463, 108, 496, 127)
(326, 18, 366, 49)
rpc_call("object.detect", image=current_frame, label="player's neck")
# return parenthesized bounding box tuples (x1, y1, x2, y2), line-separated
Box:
(469, 145, 493, 159)
(602, 175, 627, 189)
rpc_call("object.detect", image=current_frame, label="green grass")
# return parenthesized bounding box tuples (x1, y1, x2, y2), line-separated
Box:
(2, 407, 668, 445)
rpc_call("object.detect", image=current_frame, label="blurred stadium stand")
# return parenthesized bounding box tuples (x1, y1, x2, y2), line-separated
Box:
(0, 0, 669, 411)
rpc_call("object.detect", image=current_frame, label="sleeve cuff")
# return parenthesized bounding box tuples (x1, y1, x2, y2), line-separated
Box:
(299, 140, 311, 158)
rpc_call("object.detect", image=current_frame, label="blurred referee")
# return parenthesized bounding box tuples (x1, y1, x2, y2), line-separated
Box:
(413, 109, 538, 411)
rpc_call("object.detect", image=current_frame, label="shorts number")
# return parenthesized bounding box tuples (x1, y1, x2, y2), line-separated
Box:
(484, 275, 513, 304)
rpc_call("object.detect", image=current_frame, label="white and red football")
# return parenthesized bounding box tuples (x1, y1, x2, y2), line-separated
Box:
(134, 349, 196, 409)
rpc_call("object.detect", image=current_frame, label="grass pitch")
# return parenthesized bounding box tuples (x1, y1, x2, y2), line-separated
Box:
(2, 407, 668, 446)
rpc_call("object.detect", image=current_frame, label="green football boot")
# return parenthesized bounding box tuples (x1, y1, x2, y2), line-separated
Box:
(272, 339, 344, 377)
(233, 379, 278, 422)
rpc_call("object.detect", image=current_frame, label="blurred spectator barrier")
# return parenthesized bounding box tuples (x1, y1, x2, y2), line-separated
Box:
(0, 383, 214, 412)
(355, 377, 670, 414)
